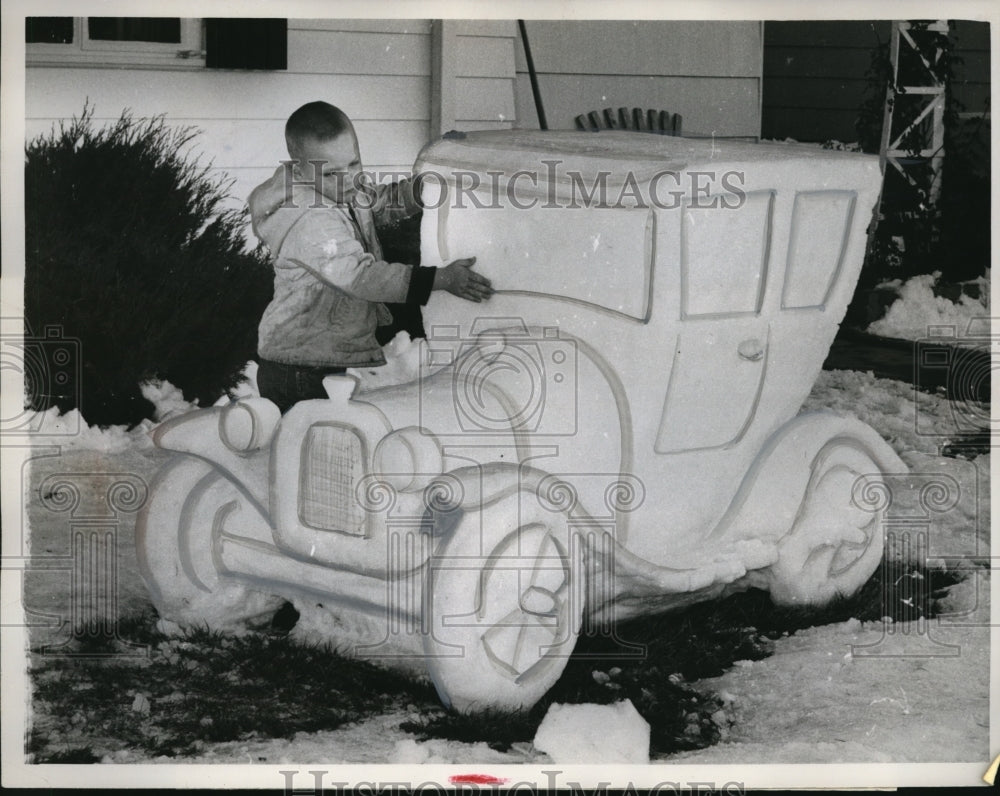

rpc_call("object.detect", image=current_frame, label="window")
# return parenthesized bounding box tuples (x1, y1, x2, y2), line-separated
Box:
(87, 18, 182, 43)
(25, 18, 74, 44)
(27, 17, 205, 67)
(27, 18, 288, 70)
(680, 191, 774, 319)
(781, 191, 857, 310)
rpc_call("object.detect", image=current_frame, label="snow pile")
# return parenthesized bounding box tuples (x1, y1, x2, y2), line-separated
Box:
(139, 378, 198, 421)
(24, 343, 420, 455)
(27, 407, 156, 453)
(24, 377, 199, 453)
(347, 331, 423, 392)
(802, 369, 980, 456)
(209, 338, 421, 403)
(821, 140, 863, 151)
(670, 576, 990, 765)
(867, 270, 989, 343)
(532, 700, 650, 764)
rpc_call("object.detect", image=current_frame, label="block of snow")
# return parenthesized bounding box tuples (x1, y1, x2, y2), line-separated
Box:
(533, 700, 650, 764)
(137, 130, 908, 716)
(416, 129, 890, 571)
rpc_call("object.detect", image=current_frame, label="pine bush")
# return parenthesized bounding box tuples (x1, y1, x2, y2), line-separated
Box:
(25, 105, 273, 427)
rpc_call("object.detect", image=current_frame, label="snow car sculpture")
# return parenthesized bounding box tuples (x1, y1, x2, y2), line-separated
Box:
(137, 130, 906, 713)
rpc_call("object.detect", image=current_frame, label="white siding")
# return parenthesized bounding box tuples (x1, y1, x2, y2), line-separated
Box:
(514, 20, 763, 138)
(26, 19, 434, 213)
(26, 18, 767, 216)
(432, 20, 517, 133)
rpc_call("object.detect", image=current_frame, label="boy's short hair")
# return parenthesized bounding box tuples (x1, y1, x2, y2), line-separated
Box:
(285, 101, 353, 159)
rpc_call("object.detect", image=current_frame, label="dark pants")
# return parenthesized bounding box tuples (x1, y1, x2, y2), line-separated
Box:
(256, 359, 346, 414)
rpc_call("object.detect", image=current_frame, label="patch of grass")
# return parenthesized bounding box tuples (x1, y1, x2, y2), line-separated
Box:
(28, 611, 439, 761)
(29, 744, 102, 764)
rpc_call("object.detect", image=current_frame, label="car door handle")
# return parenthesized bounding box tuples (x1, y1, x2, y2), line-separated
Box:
(737, 337, 765, 362)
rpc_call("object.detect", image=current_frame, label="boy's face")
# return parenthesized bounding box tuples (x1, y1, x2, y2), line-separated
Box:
(295, 128, 363, 205)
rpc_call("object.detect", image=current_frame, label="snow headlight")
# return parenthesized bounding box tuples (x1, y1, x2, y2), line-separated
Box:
(372, 426, 443, 493)
(219, 398, 281, 452)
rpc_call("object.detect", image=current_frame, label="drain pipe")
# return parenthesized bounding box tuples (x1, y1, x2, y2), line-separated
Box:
(518, 20, 548, 130)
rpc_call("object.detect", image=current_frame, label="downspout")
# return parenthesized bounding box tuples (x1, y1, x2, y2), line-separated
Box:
(518, 20, 548, 130)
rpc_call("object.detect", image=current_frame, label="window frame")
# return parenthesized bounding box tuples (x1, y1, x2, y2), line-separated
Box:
(27, 17, 205, 68)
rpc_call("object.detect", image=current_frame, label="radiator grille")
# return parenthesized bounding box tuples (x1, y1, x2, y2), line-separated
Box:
(300, 424, 367, 536)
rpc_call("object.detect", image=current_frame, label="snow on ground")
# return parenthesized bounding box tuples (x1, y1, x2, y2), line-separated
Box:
(867, 270, 990, 343)
(667, 597, 990, 764)
(23, 363, 258, 456)
(669, 369, 991, 766)
(99, 711, 530, 765)
(20, 354, 990, 767)
(24, 377, 201, 454)
(802, 370, 989, 565)
(27, 407, 157, 454)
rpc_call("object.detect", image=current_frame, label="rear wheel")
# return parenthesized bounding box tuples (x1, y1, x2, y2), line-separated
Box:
(766, 440, 886, 607)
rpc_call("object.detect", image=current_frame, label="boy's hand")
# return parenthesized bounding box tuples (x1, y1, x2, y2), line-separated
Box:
(434, 257, 494, 302)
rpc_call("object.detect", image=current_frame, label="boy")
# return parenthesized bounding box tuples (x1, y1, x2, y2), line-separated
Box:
(249, 101, 493, 412)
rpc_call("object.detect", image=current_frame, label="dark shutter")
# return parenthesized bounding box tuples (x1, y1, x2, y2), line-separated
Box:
(205, 19, 287, 70)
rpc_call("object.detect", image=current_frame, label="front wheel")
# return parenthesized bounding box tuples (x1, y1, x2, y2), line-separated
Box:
(422, 489, 585, 713)
(136, 457, 283, 633)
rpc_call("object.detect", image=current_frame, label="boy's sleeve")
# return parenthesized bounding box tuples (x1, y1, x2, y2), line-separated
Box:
(282, 210, 435, 304)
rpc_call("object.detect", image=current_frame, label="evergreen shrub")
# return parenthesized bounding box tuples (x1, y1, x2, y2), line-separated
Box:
(25, 105, 273, 426)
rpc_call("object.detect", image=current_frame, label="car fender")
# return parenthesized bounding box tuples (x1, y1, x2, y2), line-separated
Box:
(708, 410, 908, 546)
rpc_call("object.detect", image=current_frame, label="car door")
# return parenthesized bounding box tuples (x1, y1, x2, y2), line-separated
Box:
(655, 190, 774, 454)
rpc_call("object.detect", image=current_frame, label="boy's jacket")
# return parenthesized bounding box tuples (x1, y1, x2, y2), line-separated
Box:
(249, 166, 425, 368)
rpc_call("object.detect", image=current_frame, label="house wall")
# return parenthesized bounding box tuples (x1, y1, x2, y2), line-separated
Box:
(512, 20, 764, 138)
(449, 20, 518, 132)
(762, 20, 990, 143)
(26, 19, 437, 211)
(26, 18, 769, 213)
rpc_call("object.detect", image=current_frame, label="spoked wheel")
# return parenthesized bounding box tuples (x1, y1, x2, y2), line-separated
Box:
(136, 457, 284, 633)
(765, 439, 887, 607)
(422, 491, 585, 712)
